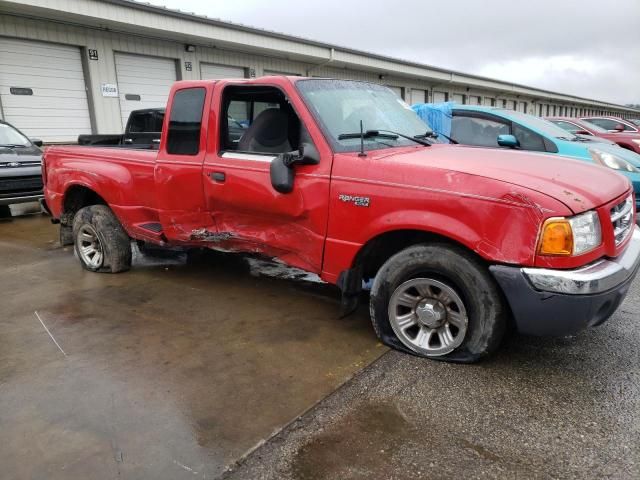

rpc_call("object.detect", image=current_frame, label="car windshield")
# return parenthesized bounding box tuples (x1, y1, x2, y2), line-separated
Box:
(296, 79, 432, 152)
(0, 123, 30, 147)
(551, 119, 608, 134)
(504, 110, 579, 140)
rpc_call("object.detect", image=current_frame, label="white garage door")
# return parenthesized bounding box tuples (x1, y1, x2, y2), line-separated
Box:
(0, 38, 92, 143)
(387, 86, 403, 99)
(115, 53, 176, 129)
(433, 91, 447, 103)
(410, 89, 427, 105)
(452, 93, 464, 104)
(201, 63, 246, 80)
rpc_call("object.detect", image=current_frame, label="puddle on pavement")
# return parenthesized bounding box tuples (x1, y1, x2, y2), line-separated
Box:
(291, 402, 415, 480)
(1, 213, 386, 479)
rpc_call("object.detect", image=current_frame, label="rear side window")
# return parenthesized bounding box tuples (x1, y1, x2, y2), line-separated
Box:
(167, 88, 206, 155)
(129, 111, 164, 133)
(586, 118, 635, 131)
(551, 120, 582, 134)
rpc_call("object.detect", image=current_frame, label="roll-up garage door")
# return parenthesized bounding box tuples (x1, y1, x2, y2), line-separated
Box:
(387, 86, 403, 99)
(410, 89, 427, 105)
(433, 91, 447, 103)
(200, 63, 246, 80)
(115, 53, 176, 129)
(0, 38, 92, 143)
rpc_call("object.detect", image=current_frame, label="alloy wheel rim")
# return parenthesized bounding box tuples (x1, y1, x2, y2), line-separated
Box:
(388, 278, 468, 356)
(77, 224, 104, 269)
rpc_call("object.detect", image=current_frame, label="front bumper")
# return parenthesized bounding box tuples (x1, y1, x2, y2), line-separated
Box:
(490, 227, 640, 336)
(0, 193, 44, 206)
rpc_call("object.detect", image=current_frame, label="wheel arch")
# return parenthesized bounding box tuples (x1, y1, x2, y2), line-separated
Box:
(60, 183, 108, 226)
(353, 228, 488, 282)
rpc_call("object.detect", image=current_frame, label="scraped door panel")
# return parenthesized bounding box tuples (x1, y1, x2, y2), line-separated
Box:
(203, 152, 330, 273)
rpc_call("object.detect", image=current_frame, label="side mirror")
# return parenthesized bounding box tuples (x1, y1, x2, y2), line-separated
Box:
(270, 155, 295, 194)
(30, 138, 43, 147)
(295, 142, 320, 166)
(270, 142, 320, 194)
(497, 134, 520, 148)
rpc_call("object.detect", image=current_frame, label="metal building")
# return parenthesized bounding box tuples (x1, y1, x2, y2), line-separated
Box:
(1, 0, 638, 142)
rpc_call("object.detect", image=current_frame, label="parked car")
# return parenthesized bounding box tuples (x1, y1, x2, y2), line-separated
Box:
(581, 116, 639, 134)
(414, 104, 640, 215)
(43, 78, 640, 363)
(628, 119, 640, 127)
(547, 116, 640, 153)
(78, 108, 165, 149)
(0, 120, 44, 216)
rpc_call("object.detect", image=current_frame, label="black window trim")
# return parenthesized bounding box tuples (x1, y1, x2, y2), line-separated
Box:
(218, 82, 312, 158)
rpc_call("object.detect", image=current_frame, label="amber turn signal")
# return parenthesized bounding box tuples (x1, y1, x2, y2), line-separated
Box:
(538, 219, 573, 256)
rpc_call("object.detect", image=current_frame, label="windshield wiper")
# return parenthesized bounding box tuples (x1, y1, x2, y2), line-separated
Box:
(422, 131, 458, 145)
(0, 144, 27, 148)
(338, 129, 431, 146)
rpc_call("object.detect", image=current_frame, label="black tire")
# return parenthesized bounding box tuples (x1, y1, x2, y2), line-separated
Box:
(72, 205, 131, 273)
(0, 205, 11, 218)
(369, 243, 507, 363)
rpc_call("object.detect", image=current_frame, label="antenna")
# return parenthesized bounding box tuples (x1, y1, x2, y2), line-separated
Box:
(358, 119, 366, 157)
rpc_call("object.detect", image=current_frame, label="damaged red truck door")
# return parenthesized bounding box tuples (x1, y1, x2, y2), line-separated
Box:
(201, 83, 333, 273)
(43, 77, 640, 363)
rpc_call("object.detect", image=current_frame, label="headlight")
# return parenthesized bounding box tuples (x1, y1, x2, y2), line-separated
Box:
(539, 211, 602, 256)
(589, 148, 640, 172)
(632, 139, 640, 146)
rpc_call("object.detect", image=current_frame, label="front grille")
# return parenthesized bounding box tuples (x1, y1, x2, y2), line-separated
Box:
(0, 161, 41, 169)
(610, 195, 634, 246)
(0, 175, 43, 196)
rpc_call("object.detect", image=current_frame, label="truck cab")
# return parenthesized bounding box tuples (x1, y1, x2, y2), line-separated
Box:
(43, 77, 640, 363)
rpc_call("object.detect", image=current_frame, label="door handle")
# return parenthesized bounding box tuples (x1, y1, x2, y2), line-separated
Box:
(210, 171, 225, 182)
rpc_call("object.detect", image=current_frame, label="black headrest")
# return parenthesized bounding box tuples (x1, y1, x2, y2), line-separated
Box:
(243, 108, 289, 148)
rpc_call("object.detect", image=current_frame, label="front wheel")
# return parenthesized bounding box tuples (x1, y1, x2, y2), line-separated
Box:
(369, 244, 507, 363)
(72, 205, 131, 273)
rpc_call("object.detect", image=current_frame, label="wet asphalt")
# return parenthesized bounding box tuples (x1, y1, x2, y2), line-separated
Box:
(2, 204, 640, 479)
(0, 206, 383, 479)
(225, 282, 640, 479)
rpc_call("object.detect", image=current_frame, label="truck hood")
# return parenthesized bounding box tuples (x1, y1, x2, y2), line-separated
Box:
(0, 145, 42, 163)
(388, 145, 630, 213)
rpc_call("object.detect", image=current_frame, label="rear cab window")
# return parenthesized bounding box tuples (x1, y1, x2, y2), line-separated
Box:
(166, 88, 206, 155)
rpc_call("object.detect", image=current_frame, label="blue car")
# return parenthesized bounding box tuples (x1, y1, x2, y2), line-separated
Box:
(413, 103, 640, 214)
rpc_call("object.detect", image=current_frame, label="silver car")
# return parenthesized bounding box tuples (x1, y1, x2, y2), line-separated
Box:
(0, 121, 43, 216)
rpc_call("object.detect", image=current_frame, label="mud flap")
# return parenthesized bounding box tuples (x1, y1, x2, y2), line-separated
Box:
(337, 266, 363, 318)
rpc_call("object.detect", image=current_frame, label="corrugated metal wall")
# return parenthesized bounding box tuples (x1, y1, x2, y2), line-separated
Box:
(0, 13, 633, 139)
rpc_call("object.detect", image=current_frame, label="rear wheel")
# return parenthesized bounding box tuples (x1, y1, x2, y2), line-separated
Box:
(0, 205, 11, 218)
(72, 205, 131, 273)
(369, 243, 507, 363)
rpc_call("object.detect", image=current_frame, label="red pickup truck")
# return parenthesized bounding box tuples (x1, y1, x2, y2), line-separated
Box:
(43, 78, 640, 362)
